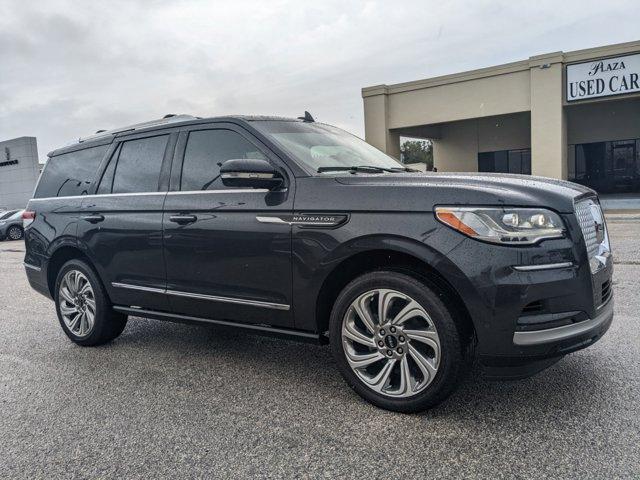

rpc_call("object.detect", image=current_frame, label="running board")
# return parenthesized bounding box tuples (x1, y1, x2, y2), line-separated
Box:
(113, 306, 326, 345)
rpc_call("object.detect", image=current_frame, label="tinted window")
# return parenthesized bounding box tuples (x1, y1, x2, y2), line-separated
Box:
(96, 145, 120, 194)
(111, 135, 168, 194)
(34, 145, 109, 198)
(181, 129, 266, 191)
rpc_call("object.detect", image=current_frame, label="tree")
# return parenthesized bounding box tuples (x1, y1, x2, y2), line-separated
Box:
(400, 139, 433, 170)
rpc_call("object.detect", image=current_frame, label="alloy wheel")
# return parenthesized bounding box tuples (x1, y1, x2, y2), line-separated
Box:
(59, 270, 96, 338)
(7, 226, 22, 240)
(341, 288, 441, 398)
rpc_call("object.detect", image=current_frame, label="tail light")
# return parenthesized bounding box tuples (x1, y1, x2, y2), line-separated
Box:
(22, 210, 35, 227)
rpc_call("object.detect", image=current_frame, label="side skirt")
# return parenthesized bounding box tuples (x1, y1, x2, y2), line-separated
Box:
(113, 306, 327, 345)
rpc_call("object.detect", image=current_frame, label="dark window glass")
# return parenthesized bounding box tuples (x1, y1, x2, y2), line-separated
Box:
(96, 145, 120, 194)
(34, 145, 109, 198)
(508, 150, 522, 174)
(494, 151, 509, 173)
(181, 129, 266, 191)
(111, 135, 168, 194)
(521, 150, 531, 175)
(478, 152, 494, 172)
(477, 149, 531, 175)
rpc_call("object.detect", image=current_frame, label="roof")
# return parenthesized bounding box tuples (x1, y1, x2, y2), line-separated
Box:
(48, 114, 304, 157)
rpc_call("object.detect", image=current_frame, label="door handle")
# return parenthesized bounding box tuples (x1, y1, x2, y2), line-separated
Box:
(81, 213, 105, 224)
(169, 214, 197, 225)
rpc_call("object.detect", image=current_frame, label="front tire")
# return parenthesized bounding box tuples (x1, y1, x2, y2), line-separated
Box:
(54, 259, 127, 346)
(329, 271, 464, 412)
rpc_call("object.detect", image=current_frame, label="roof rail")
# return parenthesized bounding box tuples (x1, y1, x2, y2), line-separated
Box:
(77, 114, 199, 143)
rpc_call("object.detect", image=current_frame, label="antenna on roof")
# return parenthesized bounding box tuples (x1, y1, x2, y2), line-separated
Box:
(163, 114, 177, 118)
(298, 111, 315, 122)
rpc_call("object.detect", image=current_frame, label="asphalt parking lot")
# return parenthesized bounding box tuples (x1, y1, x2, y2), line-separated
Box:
(1, 219, 639, 479)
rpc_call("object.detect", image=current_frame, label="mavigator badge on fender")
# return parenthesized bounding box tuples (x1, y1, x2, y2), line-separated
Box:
(256, 213, 348, 228)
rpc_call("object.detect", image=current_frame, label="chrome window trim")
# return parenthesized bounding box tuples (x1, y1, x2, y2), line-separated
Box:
(29, 189, 278, 202)
(23, 263, 42, 272)
(111, 282, 290, 311)
(513, 262, 574, 271)
(167, 189, 272, 195)
(29, 192, 167, 202)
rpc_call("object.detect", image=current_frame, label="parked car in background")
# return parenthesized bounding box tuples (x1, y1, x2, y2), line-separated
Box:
(23, 114, 613, 412)
(0, 209, 25, 241)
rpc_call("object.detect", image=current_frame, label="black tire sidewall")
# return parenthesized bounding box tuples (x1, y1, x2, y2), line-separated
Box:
(54, 259, 120, 346)
(329, 271, 463, 413)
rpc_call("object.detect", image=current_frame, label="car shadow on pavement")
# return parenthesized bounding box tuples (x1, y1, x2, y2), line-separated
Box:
(106, 316, 614, 421)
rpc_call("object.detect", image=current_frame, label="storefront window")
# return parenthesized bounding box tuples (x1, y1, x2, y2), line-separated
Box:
(478, 149, 531, 175)
(570, 139, 640, 193)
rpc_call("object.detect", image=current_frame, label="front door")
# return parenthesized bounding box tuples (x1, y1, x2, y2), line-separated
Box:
(162, 125, 294, 327)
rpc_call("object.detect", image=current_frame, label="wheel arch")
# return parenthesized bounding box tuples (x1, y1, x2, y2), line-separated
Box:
(314, 245, 478, 348)
(46, 245, 98, 298)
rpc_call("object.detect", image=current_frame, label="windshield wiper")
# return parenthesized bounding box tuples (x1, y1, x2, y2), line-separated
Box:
(317, 165, 396, 173)
(388, 166, 420, 173)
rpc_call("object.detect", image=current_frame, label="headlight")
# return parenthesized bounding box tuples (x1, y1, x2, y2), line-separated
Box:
(435, 206, 565, 245)
(0, 221, 5, 226)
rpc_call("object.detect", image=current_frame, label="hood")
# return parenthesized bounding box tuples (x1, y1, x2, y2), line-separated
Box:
(333, 172, 595, 213)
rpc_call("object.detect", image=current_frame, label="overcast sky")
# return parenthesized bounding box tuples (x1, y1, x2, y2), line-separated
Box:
(1, 0, 639, 161)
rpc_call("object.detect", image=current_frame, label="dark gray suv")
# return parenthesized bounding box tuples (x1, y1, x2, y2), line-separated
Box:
(23, 114, 614, 412)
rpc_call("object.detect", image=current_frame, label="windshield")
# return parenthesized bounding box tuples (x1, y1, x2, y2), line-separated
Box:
(252, 121, 405, 174)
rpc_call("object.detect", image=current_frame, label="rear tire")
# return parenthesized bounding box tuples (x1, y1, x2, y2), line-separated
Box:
(329, 271, 465, 412)
(54, 259, 127, 346)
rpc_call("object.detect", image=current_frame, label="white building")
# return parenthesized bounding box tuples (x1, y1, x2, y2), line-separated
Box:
(0, 137, 40, 209)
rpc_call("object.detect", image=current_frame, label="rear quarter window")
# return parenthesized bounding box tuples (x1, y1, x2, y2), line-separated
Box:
(34, 145, 109, 198)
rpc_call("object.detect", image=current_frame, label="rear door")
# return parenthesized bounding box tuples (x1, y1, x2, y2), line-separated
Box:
(162, 123, 295, 327)
(79, 132, 177, 311)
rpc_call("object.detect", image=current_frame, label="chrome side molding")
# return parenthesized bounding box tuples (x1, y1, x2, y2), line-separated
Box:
(111, 282, 290, 311)
(256, 213, 348, 228)
(513, 262, 574, 271)
(111, 282, 166, 294)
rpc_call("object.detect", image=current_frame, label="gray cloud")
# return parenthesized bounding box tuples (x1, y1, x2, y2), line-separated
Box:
(0, 0, 638, 160)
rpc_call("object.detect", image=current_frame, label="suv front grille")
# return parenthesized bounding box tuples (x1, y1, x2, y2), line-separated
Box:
(574, 198, 610, 274)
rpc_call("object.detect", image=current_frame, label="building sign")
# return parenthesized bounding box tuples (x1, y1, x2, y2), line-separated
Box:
(0, 147, 19, 167)
(566, 53, 640, 101)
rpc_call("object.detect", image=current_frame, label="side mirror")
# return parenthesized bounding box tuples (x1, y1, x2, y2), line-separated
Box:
(220, 158, 284, 190)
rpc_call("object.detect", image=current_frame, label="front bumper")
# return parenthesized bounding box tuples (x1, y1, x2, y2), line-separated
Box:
(480, 297, 613, 379)
(436, 207, 614, 377)
(512, 297, 613, 348)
